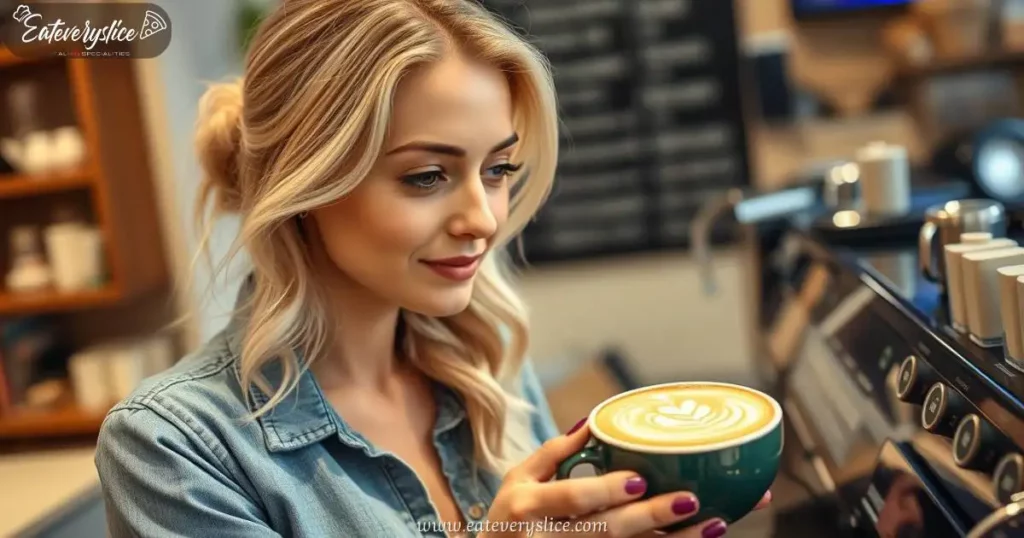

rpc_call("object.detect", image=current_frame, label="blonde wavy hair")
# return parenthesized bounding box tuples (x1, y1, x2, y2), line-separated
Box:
(192, 0, 558, 474)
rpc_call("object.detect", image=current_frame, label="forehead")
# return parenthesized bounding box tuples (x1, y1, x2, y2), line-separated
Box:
(387, 55, 514, 149)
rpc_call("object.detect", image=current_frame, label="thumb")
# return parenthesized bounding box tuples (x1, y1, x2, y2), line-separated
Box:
(516, 417, 592, 481)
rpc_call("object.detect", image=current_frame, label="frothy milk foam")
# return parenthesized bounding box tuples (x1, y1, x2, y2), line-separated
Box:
(593, 384, 778, 449)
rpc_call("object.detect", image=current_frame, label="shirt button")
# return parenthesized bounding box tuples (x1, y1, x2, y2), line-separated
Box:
(468, 503, 486, 520)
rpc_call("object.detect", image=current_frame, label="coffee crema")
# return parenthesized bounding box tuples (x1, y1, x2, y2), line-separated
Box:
(593, 384, 778, 448)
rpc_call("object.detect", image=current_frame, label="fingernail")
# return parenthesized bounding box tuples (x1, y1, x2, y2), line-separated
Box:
(764, 490, 773, 503)
(702, 520, 727, 538)
(672, 495, 698, 515)
(624, 476, 647, 495)
(566, 417, 587, 435)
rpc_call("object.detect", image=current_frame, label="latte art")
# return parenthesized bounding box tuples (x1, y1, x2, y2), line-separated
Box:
(593, 384, 778, 449)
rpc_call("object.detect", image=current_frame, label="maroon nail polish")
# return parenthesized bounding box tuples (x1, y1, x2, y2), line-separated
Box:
(672, 495, 698, 515)
(566, 417, 587, 435)
(702, 520, 727, 538)
(624, 476, 647, 495)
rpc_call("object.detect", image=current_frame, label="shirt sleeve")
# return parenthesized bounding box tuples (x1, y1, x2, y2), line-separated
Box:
(94, 404, 282, 538)
(518, 358, 561, 444)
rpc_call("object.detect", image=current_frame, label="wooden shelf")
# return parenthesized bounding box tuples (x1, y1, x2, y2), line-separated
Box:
(0, 286, 120, 317)
(0, 402, 109, 439)
(0, 56, 174, 443)
(0, 44, 63, 68)
(0, 169, 92, 200)
(896, 48, 1024, 80)
(0, 47, 27, 68)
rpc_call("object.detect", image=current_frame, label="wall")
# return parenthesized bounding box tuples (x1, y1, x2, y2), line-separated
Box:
(517, 249, 759, 387)
(135, 0, 247, 351)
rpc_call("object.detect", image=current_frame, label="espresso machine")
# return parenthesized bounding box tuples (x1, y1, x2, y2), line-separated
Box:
(695, 139, 1024, 537)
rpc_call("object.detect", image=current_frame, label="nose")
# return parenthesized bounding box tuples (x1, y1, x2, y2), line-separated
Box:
(448, 175, 498, 240)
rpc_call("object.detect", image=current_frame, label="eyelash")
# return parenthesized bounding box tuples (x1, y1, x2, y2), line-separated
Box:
(487, 162, 523, 179)
(400, 162, 524, 191)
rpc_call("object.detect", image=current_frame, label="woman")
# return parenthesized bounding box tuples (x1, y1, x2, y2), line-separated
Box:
(95, 1, 767, 537)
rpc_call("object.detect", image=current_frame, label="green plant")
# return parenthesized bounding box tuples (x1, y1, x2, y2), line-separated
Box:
(238, 0, 268, 54)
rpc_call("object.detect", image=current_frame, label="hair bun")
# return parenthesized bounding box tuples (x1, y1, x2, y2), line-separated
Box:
(195, 80, 244, 212)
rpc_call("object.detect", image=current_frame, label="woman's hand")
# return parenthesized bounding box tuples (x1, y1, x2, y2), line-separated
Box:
(479, 419, 772, 538)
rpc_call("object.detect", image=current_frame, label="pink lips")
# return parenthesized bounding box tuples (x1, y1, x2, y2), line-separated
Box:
(421, 255, 482, 282)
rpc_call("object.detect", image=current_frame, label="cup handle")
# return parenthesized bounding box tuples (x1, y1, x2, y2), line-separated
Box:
(556, 444, 607, 479)
(919, 221, 938, 281)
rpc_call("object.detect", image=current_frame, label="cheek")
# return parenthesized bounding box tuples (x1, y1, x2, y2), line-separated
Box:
(314, 195, 436, 269)
(491, 190, 510, 232)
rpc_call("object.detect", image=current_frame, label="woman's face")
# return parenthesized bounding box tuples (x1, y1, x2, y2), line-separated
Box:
(310, 54, 517, 317)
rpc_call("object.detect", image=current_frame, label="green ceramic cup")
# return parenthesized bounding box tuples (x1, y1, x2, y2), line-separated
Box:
(555, 382, 783, 532)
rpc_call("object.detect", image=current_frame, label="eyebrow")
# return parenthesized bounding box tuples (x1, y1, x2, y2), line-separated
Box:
(385, 133, 519, 157)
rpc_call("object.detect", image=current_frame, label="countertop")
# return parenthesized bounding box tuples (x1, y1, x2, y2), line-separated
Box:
(0, 447, 101, 537)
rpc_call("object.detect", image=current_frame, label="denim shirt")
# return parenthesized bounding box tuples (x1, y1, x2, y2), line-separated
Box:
(94, 283, 561, 538)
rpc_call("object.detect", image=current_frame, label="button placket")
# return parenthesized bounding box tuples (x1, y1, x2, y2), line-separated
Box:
(435, 425, 491, 528)
(381, 454, 446, 537)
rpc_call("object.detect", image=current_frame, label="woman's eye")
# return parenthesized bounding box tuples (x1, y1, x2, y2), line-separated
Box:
(483, 162, 523, 181)
(400, 171, 446, 190)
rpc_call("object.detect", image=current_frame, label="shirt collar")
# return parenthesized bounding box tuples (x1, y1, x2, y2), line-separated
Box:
(225, 275, 467, 453)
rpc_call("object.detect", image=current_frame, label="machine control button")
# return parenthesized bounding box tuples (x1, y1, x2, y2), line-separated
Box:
(922, 383, 966, 437)
(994, 454, 1024, 505)
(953, 414, 1000, 473)
(896, 355, 935, 404)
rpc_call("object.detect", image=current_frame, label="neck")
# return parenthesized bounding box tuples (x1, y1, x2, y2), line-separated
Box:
(309, 266, 404, 392)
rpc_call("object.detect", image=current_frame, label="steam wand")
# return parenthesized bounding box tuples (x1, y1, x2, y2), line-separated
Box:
(691, 188, 745, 296)
(690, 185, 820, 295)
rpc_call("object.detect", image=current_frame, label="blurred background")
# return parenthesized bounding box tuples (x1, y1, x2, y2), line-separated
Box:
(2, 0, 1024, 536)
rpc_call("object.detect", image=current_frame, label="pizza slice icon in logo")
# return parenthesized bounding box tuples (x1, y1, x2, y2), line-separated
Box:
(139, 10, 167, 40)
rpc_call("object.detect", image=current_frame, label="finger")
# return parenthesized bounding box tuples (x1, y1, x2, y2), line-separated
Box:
(589, 490, 701, 537)
(515, 416, 592, 480)
(504, 471, 646, 520)
(665, 518, 728, 538)
(754, 490, 772, 510)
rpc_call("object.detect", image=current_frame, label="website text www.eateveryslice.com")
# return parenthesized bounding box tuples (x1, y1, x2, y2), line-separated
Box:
(418, 518, 608, 536)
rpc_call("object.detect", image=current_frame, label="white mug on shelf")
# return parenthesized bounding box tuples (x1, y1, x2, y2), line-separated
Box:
(68, 338, 168, 409)
(106, 344, 147, 401)
(0, 126, 86, 176)
(68, 349, 112, 411)
(5, 225, 53, 293)
(44, 223, 104, 292)
(50, 126, 86, 171)
(0, 130, 53, 176)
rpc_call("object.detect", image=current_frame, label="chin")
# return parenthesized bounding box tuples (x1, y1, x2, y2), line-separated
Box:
(403, 287, 475, 318)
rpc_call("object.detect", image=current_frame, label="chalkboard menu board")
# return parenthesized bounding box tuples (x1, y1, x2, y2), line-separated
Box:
(485, 0, 753, 264)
